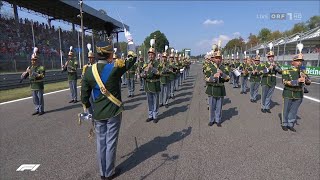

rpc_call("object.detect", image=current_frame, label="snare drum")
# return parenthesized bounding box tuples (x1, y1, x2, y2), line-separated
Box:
(233, 69, 241, 77)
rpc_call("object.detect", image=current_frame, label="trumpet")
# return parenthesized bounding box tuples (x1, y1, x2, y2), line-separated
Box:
(299, 69, 311, 85)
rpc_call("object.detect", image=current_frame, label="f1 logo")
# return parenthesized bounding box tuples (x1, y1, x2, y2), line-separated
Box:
(16, 164, 40, 171)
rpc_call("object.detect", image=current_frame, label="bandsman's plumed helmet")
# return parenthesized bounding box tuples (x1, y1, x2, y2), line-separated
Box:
(267, 42, 275, 57)
(214, 40, 222, 58)
(293, 43, 304, 61)
(170, 49, 174, 58)
(113, 48, 117, 59)
(255, 50, 260, 61)
(162, 52, 167, 57)
(31, 47, 38, 60)
(148, 39, 155, 54)
(87, 43, 94, 58)
(162, 45, 168, 57)
(68, 46, 73, 56)
(96, 39, 113, 57)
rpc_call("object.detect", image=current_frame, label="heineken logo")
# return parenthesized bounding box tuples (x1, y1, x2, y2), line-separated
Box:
(306, 67, 320, 76)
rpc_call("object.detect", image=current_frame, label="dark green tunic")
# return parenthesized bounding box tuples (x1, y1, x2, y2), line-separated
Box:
(282, 67, 306, 99)
(159, 61, 170, 84)
(126, 62, 138, 79)
(29, 65, 45, 90)
(81, 57, 136, 120)
(204, 62, 229, 97)
(260, 62, 282, 87)
(144, 60, 161, 93)
(248, 63, 262, 82)
(67, 58, 78, 81)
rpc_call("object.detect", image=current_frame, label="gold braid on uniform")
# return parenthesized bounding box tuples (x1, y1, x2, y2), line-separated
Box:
(114, 59, 125, 68)
(282, 70, 292, 86)
(96, 45, 113, 54)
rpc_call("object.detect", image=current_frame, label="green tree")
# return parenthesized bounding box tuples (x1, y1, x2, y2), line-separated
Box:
(258, 28, 271, 42)
(113, 41, 127, 55)
(270, 30, 282, 40)
(224, 38, 245, 53)
(306, 15, 320, 30)
(143, 30, 169, 53)
(282, 30, 292, 37)
(246, 33, 260, 46)
(291, 23, 308, 34)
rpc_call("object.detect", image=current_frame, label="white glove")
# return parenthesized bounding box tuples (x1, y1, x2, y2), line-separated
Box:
(124, 28, 133, 44)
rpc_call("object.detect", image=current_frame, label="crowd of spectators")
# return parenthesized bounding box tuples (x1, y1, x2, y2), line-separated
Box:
(0, 16, 99, 71)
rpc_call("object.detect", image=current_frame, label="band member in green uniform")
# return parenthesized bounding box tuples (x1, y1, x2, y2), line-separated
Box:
(281, 43, 311, 132)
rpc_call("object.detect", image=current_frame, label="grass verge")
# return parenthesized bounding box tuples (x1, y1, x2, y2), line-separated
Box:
(0, 80, 80, 103)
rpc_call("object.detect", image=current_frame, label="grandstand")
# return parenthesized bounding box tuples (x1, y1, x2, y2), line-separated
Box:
(0, 0, 129, 72)
(248, 26, 320, 66)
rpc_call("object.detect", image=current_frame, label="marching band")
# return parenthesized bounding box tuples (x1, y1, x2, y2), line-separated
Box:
(20, 30, 311, 179)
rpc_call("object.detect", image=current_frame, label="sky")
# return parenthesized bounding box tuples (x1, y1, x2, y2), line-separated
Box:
(1, 0, 319, 55)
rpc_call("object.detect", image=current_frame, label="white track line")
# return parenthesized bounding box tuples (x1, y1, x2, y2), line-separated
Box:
(0, 86, 81, 106)
(275, 86, 320, 103)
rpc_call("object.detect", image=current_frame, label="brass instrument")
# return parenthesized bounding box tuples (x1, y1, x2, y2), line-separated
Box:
(299, 67, 311, 85)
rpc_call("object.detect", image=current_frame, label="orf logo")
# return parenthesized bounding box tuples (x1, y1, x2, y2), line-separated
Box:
(16, 164, 40, 171)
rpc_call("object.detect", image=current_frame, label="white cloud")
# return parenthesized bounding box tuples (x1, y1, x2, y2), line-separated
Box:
(195, 35, 232, 53)
(212, 35, 232, 47)
(203, 19, 224, 26)
(233, 32, 241, 37)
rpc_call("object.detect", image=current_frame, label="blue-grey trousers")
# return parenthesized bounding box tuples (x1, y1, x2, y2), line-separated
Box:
(184, 69, 187, 79)
(160, 83, 169, 105)
(180, 72, 183, 85)
(282, 98, 302, 127)
(147, 92, 159, 119)
(139, 78, 145, 90)
(95, 114, 122, 178)
(233, 75, 240, 87)
(69, 80, 77, 100)
(175, 75, 180, 90)
(241, 76, 248, 93)
(208, 96, 223, 123)
(170, 80, 175, 97)
(121, 74, 127, 85)
(250, 82, 260, 101)
(229, 72, 234, 84)
(261, 85, 275, 110)
(127, 78, 135, 96)
(32, 89, 44, 113)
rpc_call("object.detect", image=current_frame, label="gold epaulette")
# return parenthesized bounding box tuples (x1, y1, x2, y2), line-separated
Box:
(282, 70, 289, 75)
(115, 59, 125, 68)
(38, 66, 45, 71)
